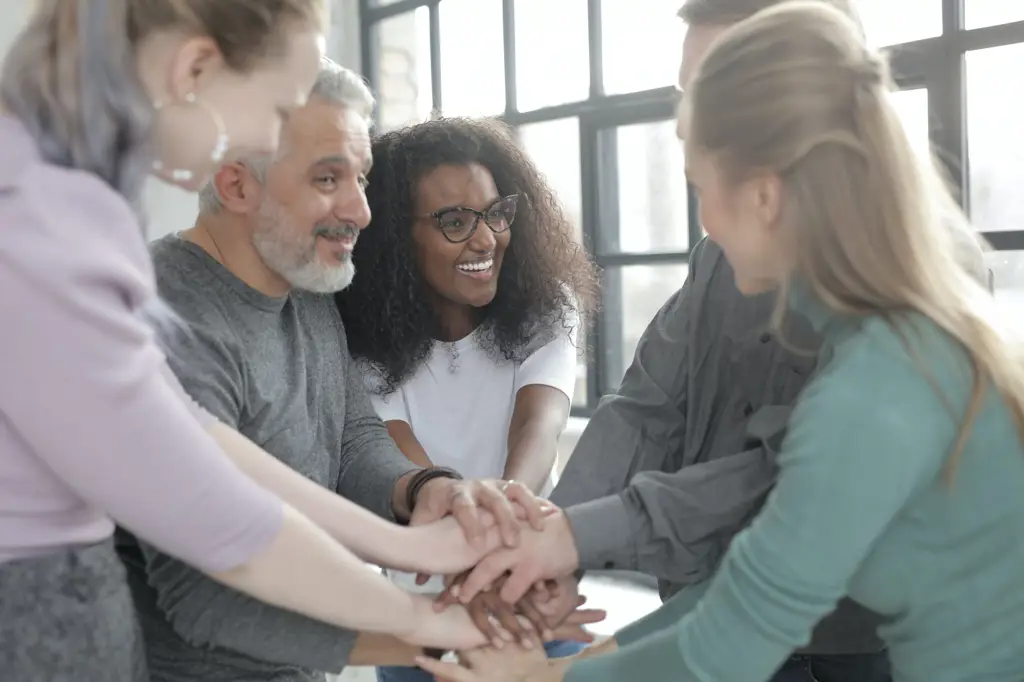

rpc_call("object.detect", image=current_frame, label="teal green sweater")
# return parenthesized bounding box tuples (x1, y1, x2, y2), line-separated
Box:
(566, 289, 1024, 682)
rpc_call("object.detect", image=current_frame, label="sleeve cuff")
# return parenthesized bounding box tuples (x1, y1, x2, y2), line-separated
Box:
(563, 495, 637, 572)
(564, 626, 686, 682)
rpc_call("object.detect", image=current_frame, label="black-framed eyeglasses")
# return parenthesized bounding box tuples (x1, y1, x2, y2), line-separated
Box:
(425, 194, 519, 244)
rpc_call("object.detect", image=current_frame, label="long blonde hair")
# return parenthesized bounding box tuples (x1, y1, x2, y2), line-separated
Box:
(686, 1, 1023, 476)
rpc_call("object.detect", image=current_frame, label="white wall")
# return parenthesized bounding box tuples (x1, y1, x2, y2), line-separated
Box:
(0, 0, 361, 240)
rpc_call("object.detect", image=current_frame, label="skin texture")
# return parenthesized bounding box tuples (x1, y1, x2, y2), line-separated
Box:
(135, 25, 324, 191)
(188, 97, 372, 298)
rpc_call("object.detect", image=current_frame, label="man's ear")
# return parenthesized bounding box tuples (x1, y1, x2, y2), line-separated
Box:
(212, 162, 260, 214)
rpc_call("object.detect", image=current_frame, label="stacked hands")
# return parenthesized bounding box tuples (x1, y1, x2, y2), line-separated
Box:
(395, 477, 605, 681)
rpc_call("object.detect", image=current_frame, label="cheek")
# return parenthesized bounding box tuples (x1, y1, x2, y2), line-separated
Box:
(219, 88, 280, 156)
(495, 231, 511, 256)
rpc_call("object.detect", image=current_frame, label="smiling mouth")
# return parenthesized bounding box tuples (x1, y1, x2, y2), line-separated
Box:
(456, 258, 494, 273)
(319, 234, 356, 251)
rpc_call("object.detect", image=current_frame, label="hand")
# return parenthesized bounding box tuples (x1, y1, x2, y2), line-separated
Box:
(415, 644, 559, 682)
(437, 571, 604, 647)
(456, 508, 581, 604)
(439, 572, 550, 649)
(411, 478, 548, 550)
(526, 576, 583, 631)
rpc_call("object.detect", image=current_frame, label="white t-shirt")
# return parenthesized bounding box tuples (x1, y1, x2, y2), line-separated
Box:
(364, 315, 578, 590)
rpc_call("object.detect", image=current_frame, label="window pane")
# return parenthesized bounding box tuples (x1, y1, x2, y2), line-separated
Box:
(601, 0, 683, 95)
(605, 263, 689, 389)
(517, 118, 584, 245)
(966, 0, 1024, 29)
(856, 0, 942, 47)
(603, 119, 688, 254)
(890, 88, 930, 157)
(515, 0, 590, 111)
(966, 44, 1024, 232)
(374, 9, 433, 132)
(439, 0, 505, 116)
(985, 251, 1024, 317)
(371, 0, 406, 5)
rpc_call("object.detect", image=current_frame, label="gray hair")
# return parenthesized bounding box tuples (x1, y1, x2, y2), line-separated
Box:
(197, 58, 375, 214)
(1, 0, 153, 217)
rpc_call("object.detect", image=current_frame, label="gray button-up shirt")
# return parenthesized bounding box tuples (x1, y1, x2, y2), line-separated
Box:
(552, 236, 885, 654)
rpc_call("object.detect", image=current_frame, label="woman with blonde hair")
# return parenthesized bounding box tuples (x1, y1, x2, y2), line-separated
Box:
(416, 2, 1024, 681)
(0, 2, 586, 679)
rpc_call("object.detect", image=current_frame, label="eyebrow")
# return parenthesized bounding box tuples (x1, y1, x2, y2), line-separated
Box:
(311, 155, 372, 174)
(431, 196, 503, 214)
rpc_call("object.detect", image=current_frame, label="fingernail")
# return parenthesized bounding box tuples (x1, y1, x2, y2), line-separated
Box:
(522, 638, 534, 649)
(493, 637, 505, 649)
(450, 585, 461, 598)
(500, 629, 514, 641)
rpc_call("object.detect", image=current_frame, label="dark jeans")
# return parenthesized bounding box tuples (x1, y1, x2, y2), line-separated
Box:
(772, 651, 892, 682)
(376, 639, 585, 682)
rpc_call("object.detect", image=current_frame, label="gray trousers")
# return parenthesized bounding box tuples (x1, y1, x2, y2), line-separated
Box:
(0, 538, 148, 681)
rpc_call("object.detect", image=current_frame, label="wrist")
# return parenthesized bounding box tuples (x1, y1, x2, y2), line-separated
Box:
(396, 466, 464, 521)
(552, 509, 582, 574)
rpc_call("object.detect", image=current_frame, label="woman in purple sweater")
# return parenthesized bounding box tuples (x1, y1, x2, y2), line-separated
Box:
(0, 2, 579, 679)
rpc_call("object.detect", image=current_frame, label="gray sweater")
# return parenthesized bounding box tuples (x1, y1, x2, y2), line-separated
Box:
(552, 237, 885, 655)
(117, 235, 418, 682)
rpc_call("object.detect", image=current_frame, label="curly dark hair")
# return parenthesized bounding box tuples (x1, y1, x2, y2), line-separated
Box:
(336, 117, 599, 395)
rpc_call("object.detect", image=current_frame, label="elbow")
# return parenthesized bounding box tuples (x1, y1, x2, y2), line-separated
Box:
(158, 594, 228, 649)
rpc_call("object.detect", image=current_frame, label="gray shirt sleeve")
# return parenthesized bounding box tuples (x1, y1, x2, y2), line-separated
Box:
(139, 299, 359, 672)
(334, 345, 421, 520)
(550, 242, 704, 510)
(135, 541, 357, 672)
(556, 240, 782, 584)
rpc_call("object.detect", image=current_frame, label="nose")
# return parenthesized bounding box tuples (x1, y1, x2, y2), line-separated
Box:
(466, 216, 497, 252)
(335, 179, 372, 231)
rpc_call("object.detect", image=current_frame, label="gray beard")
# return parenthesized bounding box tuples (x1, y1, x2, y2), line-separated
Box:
(251, 199, 355, 294)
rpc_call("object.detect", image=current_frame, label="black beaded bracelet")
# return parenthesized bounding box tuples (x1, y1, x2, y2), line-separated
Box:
(403, 466, 464, 521)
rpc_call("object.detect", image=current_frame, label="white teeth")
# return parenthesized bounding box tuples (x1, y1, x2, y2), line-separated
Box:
(457, 259, 493, 272)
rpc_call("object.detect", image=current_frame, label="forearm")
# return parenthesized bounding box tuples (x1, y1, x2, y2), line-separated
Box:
(348, 633, 425, 667)
(210, 505, 423, 639)
(207, 422, 417, 565)
(565, 448, 776, 584)
(504, 427, 559, 494)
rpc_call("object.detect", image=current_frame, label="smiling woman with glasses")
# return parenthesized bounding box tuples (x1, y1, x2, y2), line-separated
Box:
(336, 116, 599, 682)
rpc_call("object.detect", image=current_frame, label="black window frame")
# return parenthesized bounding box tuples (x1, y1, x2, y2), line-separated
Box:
(360, 0, 1024, 418)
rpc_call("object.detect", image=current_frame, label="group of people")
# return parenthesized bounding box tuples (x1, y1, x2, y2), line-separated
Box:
(1, 1, 1022, 682)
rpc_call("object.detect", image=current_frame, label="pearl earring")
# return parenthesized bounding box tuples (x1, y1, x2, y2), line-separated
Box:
(152, 92, 230, 182)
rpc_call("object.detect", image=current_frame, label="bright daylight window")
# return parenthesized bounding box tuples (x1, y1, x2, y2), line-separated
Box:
(360, 0, 1024, 416)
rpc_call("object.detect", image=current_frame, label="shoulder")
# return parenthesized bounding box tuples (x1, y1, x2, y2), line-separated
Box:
(797, 313, 967, 446)
(0, 150, 152, 303)
(148, 237, 243, 353)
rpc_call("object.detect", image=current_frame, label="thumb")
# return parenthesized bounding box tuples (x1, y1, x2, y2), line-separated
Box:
(409, 499, 444, 527)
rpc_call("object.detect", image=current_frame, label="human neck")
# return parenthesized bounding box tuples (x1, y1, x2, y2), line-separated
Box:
(433, 299, 480, 343)
(184, 213, 291, 298)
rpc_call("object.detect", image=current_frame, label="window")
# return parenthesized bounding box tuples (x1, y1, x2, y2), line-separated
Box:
(965, 1, 1024, 30)
(361, 0, 1024, 415)
(515, 0, 590, 111)
(856, 0, 942, 48)
(966, 43, 1024, 233)
(373, 8, 432, 132)
(986, 251, 1024, 317)
(438, 0, 505, 116)
(601, 0, 685, 95)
